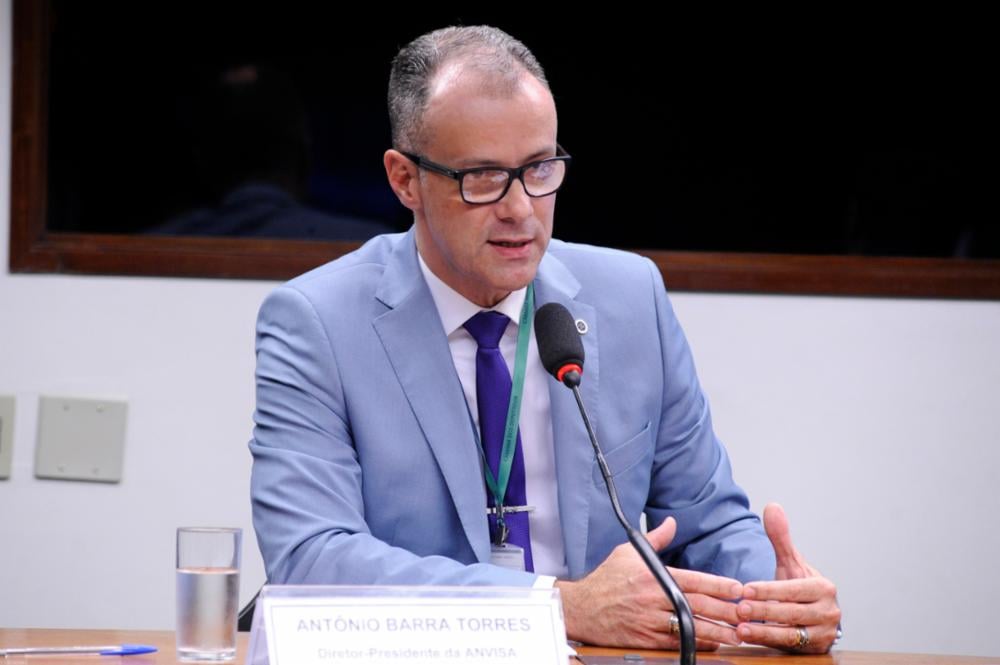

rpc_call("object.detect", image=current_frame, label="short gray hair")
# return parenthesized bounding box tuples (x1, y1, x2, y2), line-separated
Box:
(387, 25, 549, 152)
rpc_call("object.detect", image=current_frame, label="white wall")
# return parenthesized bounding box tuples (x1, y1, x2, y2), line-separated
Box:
(0, 0, 272, 629)
(1, 1, 998, 656)
(680, 293, 1000, 658)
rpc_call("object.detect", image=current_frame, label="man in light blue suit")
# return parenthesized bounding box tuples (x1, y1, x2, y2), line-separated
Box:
(250, 25, 840, 652)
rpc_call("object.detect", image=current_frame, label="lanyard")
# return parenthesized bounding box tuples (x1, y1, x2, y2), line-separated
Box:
(481, 283, 534, 525)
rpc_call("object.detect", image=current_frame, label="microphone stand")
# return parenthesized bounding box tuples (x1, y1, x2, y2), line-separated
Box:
(565, 372, 696, 665)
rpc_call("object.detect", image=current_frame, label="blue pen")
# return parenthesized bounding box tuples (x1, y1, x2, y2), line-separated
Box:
(0, 644, 158, 656)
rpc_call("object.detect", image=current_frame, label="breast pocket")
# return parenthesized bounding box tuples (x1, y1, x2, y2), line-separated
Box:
(591, 421, 653, 487)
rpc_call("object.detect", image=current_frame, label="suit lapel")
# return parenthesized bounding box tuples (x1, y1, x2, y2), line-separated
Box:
(372, 232, 491, 563)
(370, 235, 601, 574)
(534, 253, 600, 579)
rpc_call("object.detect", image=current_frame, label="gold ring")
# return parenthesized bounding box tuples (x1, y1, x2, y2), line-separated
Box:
(795, 626, 810, 649)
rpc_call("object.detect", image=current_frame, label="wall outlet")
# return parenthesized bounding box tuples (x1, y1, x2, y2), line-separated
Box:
(0, 395, 14, 479)
(35, 395, 128, 483)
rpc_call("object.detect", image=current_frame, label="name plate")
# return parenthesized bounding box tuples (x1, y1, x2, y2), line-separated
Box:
(250, 585, 568, 665)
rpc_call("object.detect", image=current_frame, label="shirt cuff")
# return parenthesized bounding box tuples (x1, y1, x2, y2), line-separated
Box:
(532, 574, 556, 589)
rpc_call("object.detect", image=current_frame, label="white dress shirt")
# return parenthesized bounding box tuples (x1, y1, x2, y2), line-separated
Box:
(418, 254, 568, 583)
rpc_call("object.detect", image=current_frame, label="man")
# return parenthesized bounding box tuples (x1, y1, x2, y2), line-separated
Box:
(250, 25, 840, 652)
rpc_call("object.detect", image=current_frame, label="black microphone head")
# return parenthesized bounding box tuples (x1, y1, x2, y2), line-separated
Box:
(535, 302, 585, 385)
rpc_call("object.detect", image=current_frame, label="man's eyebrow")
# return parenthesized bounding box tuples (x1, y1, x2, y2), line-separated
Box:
(454, 148, 556, 169)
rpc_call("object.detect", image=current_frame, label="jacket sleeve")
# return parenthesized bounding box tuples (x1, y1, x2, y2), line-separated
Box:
(641, 258, 776, 583)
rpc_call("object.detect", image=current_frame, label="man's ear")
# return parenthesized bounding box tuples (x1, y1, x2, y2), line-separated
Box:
(384, 149, 422, 212)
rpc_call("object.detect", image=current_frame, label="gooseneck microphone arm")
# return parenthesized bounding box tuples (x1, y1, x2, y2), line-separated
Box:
(534, 303, 696, 665)
(565, 371, 696, 665)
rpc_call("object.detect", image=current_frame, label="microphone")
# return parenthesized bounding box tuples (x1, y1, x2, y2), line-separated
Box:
(534, 302, 697, 665)
(535, 302, 584, 387)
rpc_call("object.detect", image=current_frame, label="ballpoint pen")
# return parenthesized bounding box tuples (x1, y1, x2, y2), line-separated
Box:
(0, 644, 158, 656)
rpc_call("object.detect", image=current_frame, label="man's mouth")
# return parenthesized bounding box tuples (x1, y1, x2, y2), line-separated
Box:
(489, 240, 530, 248)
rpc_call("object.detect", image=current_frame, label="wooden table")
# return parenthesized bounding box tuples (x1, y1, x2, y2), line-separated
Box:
(1, 628, 996, 664)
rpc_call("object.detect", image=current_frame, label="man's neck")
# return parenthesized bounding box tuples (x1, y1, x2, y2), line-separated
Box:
(417, 252, 526, 337)
(416, 250, 511, 308)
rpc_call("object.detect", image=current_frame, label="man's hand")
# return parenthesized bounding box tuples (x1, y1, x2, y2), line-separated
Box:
(736, 503, 841, 653)
(557, 517, 744, 650)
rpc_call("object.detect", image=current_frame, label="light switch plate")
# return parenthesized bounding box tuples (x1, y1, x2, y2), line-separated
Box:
(35, 395, 128, 483)
(0, 395, 14, 479)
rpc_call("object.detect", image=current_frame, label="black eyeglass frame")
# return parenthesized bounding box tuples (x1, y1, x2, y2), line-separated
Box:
(399, 145, 572, 204)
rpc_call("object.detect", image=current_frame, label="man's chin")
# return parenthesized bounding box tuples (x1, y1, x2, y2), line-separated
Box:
(499, 262, 542, 291)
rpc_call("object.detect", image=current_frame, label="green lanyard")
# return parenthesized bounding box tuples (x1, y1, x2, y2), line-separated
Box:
(481, 283, 534, 521)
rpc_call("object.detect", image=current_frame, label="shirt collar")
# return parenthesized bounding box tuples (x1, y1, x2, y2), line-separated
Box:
(417, 252, 527, 336)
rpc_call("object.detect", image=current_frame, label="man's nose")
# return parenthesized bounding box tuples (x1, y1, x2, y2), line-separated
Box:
(495, 176, 533, 222)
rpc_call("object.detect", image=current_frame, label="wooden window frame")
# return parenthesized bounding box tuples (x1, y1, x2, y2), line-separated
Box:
(10, 0, 1000, 298)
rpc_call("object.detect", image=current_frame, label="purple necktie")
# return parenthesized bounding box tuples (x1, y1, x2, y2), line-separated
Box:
(464, 310, 534, 572)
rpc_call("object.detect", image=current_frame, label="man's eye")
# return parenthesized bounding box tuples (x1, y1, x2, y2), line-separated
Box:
(526, 161, 556, 181)
(465, 170, 507, 186)
(465, 171, 507, 182)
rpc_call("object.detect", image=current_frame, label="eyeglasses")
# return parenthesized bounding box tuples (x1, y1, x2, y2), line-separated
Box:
(400, 146, 571, 204)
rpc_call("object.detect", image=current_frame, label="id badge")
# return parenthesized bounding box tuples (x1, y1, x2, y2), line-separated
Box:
(490, 543, 526, 571)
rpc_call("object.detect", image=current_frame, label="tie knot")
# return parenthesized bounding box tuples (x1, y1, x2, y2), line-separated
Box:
(464, 310, 510, 349)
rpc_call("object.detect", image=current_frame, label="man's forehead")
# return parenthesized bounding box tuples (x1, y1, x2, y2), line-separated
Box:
(427, 61, 473, 98)
(418, 59, 558, 164)
(427, 60, 539, 103)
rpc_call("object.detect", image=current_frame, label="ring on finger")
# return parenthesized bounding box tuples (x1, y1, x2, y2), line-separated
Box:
(668, 613, 680, 635)
(794, 626, 810, 649)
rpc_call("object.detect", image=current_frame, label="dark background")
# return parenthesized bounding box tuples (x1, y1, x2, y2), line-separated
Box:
(46, 5, 998, 257)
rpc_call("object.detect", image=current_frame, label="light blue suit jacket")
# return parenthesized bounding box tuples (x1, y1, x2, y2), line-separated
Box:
(250, 229, 774, 587)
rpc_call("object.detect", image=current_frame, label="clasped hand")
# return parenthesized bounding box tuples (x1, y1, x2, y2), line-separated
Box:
(556, 503, 840, 653)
